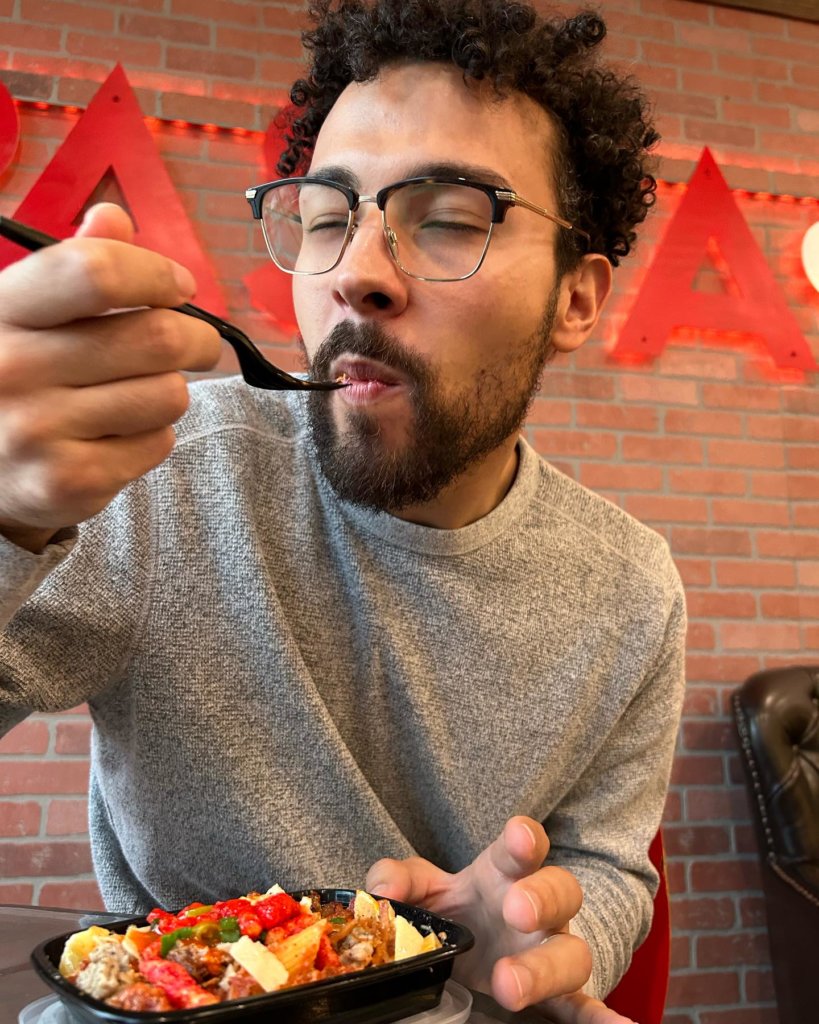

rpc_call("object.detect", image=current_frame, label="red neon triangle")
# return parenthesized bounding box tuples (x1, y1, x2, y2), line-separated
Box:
(244, 261, 299, 336)
(612, 147, 815, 371)
(0, 65, 226, 315)
(0, 80, 20, 175)
(242, 108, 300, 336)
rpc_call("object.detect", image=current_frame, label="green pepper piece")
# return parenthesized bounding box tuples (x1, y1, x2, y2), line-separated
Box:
(218, 917, 241, 943)
(329, 917, 346, 925)
(182, 904, 214, 919)
(160, 926, 194, 957)
(192, 921, 221, 945)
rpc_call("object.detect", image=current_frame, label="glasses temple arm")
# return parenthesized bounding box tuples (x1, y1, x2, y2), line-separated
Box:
(499, 193, 592, 250)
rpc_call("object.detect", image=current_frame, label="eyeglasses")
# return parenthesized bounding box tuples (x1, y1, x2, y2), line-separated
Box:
(245, 176, 591, 283)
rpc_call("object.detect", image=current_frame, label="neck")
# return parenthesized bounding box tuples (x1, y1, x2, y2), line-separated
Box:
(391, 436, 521, 529)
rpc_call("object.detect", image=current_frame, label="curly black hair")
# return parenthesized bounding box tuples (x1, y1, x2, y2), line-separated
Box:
(278, 0, 659, 271)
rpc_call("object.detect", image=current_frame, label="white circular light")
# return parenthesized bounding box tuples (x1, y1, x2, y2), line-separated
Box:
(802, 221, 819, 292)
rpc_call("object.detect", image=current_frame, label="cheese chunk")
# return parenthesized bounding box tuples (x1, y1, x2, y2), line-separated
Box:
(353, 890, 380, 919)
(228, 935, 288, 991)
(394, 915, 424, 960)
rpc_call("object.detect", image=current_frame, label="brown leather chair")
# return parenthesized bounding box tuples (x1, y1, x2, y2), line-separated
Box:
(732, 665, 819, 1024)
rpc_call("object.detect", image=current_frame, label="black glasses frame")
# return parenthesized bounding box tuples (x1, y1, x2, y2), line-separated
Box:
(245, 175, 592, 281)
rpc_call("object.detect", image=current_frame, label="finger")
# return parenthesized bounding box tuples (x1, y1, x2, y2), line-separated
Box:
(503, 865, 583, 934)
(491, 932, 592, 1012)
(66, 431, 179, 501)
(0, 308, 221, 391)
(40, 373, 191, 441)
(6, 429, 177, 530)
(365, 856, 451, 906)
(0, 237, 197, 328)
(74, 203, 136, 244)
(538, 992, 634, 1024)
(480, 816, 550, 883)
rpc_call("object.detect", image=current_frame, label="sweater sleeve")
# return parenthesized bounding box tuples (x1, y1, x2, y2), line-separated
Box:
(545, 581, 687, 1000)
(0, 529, 78, 631)
(0, 478, 153, 736)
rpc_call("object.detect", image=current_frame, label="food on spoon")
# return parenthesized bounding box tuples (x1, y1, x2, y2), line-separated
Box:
(59, 887, 443, 1012)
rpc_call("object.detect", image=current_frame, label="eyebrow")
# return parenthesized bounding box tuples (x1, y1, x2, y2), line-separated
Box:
(307, 161, 515, 192)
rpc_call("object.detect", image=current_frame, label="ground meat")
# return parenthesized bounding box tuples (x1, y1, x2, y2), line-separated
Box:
(217, 963, 264, 1001)
(338, 926, 376, 967)
(166, 940, 231, 982)
(107, 982, 173, 1011)
(74, 937, 139, 1001)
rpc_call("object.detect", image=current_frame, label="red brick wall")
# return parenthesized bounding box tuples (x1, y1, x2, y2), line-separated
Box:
(1, 2, 818, 1023)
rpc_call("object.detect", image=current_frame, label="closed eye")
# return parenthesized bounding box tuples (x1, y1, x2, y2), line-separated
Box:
(305, 218, 349, 233)
(419, 219, 486, 232)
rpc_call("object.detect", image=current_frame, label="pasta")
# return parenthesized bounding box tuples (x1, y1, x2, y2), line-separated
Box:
(59, 887, 443, 1012)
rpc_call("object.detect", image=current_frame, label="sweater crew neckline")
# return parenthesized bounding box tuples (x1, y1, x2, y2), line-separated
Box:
(321, 435, 541, 556)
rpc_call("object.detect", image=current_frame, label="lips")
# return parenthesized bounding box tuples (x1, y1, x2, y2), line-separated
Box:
(330, 357, 407, 406)
(332, 357, 405, 387)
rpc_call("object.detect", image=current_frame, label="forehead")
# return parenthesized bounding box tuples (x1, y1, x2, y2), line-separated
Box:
(309, 63, 557, 197)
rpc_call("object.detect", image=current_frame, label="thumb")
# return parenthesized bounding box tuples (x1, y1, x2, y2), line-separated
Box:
(74, 202, 135, 243)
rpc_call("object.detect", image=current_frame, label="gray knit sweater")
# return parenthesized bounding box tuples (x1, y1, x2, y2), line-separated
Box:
(0, 377, 686, 998)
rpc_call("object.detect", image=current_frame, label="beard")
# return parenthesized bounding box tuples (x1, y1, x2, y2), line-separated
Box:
(303, 290, 558, 514)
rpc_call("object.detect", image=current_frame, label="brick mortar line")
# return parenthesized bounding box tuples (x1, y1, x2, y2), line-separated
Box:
(3, 77, 819, 194)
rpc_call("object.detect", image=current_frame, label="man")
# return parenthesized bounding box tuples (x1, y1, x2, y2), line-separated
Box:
(0, 1, 686, 1021)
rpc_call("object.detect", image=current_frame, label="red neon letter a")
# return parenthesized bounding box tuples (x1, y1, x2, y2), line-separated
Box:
(0, 65, 225, 314)
(612, 148, 815, 372)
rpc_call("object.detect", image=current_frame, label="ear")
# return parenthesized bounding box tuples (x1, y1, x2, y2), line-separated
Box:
(550, 253, 613, 353)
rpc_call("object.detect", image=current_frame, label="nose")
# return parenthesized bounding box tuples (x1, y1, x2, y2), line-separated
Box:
(331, 205, 409, 317)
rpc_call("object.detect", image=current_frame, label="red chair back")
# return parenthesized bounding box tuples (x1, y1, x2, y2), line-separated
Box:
(604, 831, 670, 1024)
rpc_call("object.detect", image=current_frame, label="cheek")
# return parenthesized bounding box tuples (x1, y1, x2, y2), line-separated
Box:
(443, 280, 547, 364)
(292, 278, 325, 357)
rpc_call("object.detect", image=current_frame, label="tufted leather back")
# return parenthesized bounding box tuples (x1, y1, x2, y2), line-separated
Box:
(733, 664, 819, 904)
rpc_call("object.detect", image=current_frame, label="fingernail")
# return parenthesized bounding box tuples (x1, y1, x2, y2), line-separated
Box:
(368, 880, 389, 896)
(520, 821, 537, 852)
(509, 964, 532, 1006)
(173, 263, 196, 297)
(522, 888, 540, 919)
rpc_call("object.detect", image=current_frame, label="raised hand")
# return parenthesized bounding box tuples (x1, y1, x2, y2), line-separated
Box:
(0, 203, 222, 551)
(366, 816, 634, 1024)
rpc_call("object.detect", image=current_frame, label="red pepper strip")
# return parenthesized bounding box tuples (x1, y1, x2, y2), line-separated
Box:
(146, 908, 176, 931)
(212, 898, 252, 919)
(148, 899, 252, 935)
(147, 909, 201, 935)
(139, 956, 219, 1008)
(315, 932, 342, 972)
(264, 912, 315, 950)
(254, 893, 301, 930)
(236, 908, 263, 940)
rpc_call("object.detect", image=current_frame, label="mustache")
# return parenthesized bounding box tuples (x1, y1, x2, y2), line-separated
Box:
(309, 321, 431, 385)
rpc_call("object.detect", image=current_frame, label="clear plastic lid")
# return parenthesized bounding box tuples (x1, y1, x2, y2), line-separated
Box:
(396, 981, 473, 1024)
(19, 981, 474, 1024)
(18, 995, 66, 1024)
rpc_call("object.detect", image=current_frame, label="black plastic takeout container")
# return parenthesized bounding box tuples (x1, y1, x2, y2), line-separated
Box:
(30, 887, 475, 1024)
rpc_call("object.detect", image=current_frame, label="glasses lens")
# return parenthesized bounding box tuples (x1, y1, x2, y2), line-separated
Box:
(385, 182, 493, 280)
(260, 182, 351, 274)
